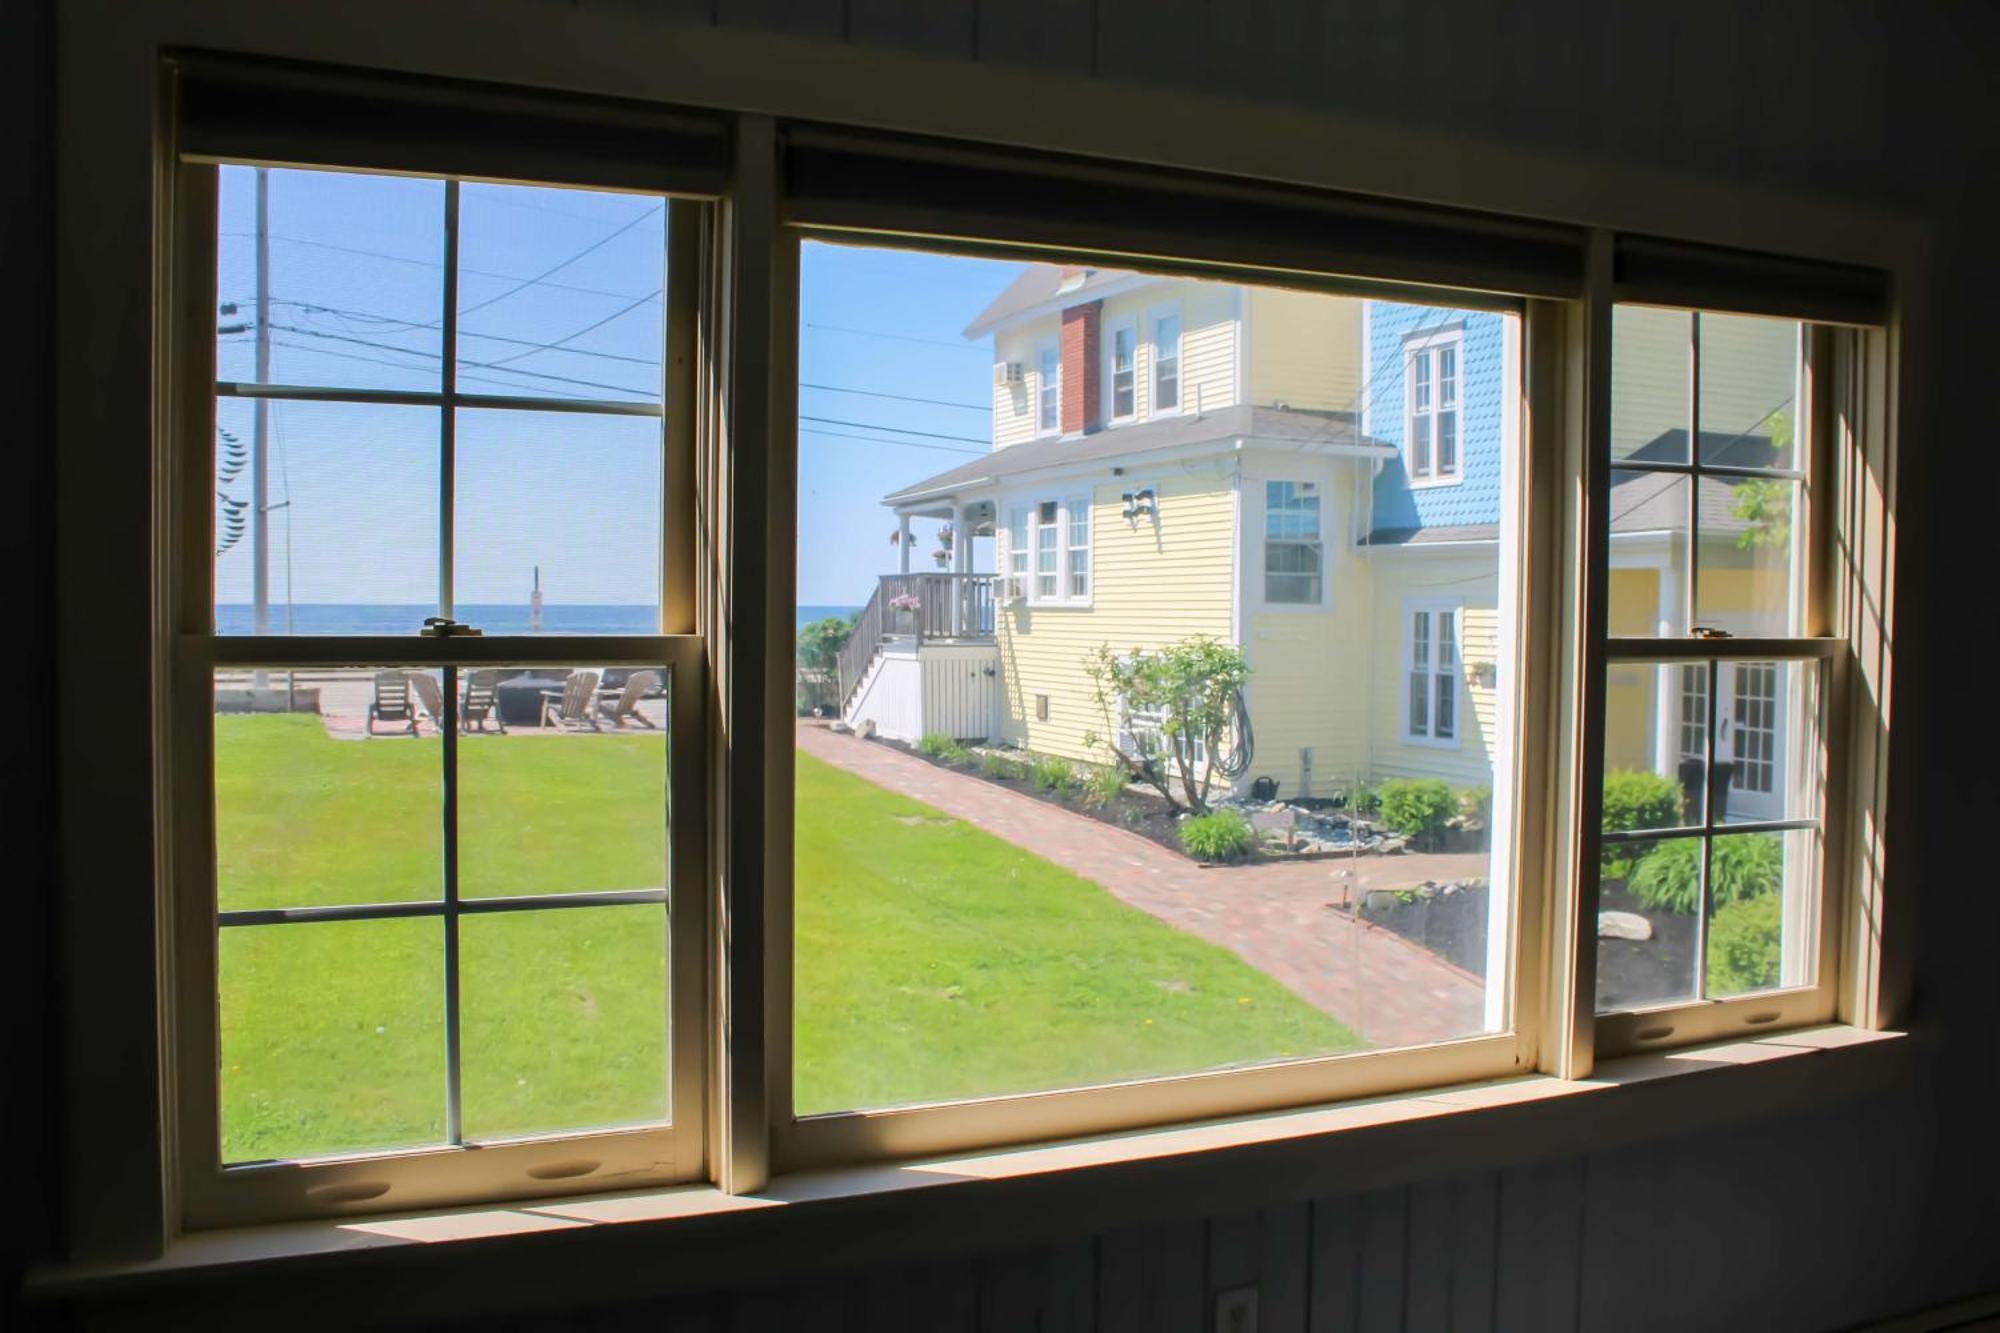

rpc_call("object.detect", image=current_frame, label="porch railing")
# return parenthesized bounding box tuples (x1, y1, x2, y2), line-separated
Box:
(834, 573, 996, 708)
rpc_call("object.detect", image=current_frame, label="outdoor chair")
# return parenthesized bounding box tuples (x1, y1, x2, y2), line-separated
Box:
(460, 669, 507, 734)
(408, 671, 449, 734)
(595, 669, 661, 728)
(366, 670, 417, 736)
(540, 670, 601, 732)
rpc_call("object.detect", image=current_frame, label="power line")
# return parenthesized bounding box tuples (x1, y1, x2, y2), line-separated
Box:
(266, 323, 655, 398)
(222, 231, 649, 304)
(263, 337, 640, 400)
(798, 414, 988, 445)
(458, 202, 663, 319)
(805, 321, 986, 353)
(482, 288, 663, 368)
(799, 427, 985, 457)
(263, 297, 664, 368)
(800, 381, 986, 412)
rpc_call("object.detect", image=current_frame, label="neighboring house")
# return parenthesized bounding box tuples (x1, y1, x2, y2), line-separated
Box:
(838, 267, 1799, 821)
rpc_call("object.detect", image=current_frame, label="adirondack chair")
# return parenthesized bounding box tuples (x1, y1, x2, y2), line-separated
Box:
(366, 670, 417, 735)
(595, 669, 661, 728)
(460, 669, 507, 734)
(408, 671, 449, 734)
(540, 670, 600, 731)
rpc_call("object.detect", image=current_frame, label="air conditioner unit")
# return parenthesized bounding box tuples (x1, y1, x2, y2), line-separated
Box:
(994, 360, 1025, 386)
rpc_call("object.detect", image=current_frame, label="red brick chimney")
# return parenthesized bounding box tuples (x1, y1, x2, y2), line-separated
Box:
(1060, 299, 1101, 435)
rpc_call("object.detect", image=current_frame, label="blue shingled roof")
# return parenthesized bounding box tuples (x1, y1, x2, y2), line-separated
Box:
(1364, 304, 1509, 537)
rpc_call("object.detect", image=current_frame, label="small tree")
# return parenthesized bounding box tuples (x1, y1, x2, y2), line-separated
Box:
(1729, 408, 1794, 550)
(796, 613, 857, 714)
(1084, 637, 1249, 814)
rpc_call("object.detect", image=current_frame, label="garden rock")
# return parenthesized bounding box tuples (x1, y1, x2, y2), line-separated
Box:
(1378, 836, 1408, 855)
(1598, 910, 1653, 941)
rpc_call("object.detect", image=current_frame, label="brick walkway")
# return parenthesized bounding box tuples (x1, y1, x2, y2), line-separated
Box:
(796, 722, 1489, 1049)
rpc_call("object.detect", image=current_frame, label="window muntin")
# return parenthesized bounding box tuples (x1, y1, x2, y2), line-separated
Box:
(187, 163, 697, 1221)
(1151, 308, 1181, 413)
(1066, 494, 1090, 598)
(1108, 320, 1137, 420)
(1404, 331, 1462, 483)
(1006, 505, 1030, 601)
(1036, 499, 1060, 598)
(1263, 480, 1323, 604)
(1037, 339, 1060, 434)
(1404, 604, 1460, 744)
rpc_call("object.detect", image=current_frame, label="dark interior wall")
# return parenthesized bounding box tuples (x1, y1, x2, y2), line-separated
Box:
(13, 2, 2000, 1329)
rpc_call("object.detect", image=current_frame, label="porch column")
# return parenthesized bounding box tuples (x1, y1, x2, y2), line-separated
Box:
(898, 512, 911, 575)
(950, 503, 968, 635)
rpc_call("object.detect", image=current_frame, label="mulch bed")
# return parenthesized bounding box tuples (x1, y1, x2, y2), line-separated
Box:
(1359, 882, 1489, 976)
(1594, 883, 1700, 1009)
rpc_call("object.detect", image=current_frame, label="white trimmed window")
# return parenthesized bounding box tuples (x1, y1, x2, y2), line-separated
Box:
(1406, 603, 1461, 744)
(1151, 306, 1182, 414)
(1036, 499, 1060, 598)
(1066, 493, 1090, 598)
(1406, 330, 1463, 483)
(1017, 495, 1091, 605)
(1263, 480, 1323, 604)
(1037, 338, 1060, 434)
(1006, 505, 1030, 601)
(1107, 318, 1138, 421)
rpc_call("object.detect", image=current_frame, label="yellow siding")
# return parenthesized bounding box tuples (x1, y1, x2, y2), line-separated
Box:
(995, 469, 1235, 763)
(1605, 565, 1663, 773)
(1097, 279, 1238, 422)
(1245, 288, 1363, 412)
(991, 325, 1042, 449)
(1241, 465, 1372, 798)
(1612, 307, 1797, 458)
(1366, 554, 1504, 790)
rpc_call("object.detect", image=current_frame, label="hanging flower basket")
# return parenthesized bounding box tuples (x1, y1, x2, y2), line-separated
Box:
(888, 591, 922, 632)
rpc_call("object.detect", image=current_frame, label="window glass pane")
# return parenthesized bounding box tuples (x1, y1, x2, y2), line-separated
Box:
(1716, 659, 1816, 825)
(220, 917, 445, 1162)
(1697, 313, 1800, 470)
(1608, 469, 1690, 638)
(1695, 476, 1798, 637)
(214, 667, 444, 910)
(1611, 305, 1691, 464)
(460, 905, 667, 1139)
(213, 399, 440, 635)
(216, 166, 443, 393)
(454, 409, 663, 634)
(455, 183, 665, 405)
(1439, 410, 1457, 472)
(1410, 412, 1432, 473)
(1601, 658, 1706, 843)
(456, 664, 668, 899)
(1704, 830, 1816, 999)
(797, 244, 1522, 1112)
(1595, 834, 1700, 1012)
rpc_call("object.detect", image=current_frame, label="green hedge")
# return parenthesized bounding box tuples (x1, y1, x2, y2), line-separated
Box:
(1706, 890, 1782, 995)
(1378, 778, 1454, 849)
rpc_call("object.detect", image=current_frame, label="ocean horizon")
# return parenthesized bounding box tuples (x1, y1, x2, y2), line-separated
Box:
(216, 603, 863, 635)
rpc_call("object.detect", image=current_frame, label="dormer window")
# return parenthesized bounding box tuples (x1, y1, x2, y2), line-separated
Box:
(1405, 328, 1463, 484)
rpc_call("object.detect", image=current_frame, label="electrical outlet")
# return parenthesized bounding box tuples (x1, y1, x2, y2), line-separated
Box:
(1214, 1285, 1259, 1333)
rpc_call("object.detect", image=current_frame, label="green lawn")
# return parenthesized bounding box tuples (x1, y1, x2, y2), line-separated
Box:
(214, 717, 1355, 1160)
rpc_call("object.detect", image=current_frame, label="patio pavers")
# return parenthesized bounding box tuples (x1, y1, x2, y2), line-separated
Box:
(796, 721, 1488, 1050)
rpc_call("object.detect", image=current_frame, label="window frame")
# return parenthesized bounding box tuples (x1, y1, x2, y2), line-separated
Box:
(1402, 599, 1464, 748)
(1105, 314, 1139, 423)
(164, 162, 713, 1229)
(1035, 336, 1061, 436)
(1404, 327, 1465, 486)
(1004, 491, 1092, 608)
(1149, 301, 1183, 417)
(1261, 478, 1326, 608)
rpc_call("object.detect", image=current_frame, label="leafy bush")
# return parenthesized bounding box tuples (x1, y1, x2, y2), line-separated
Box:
(1378, 778, 1455, 849)
(1079, 764, 1129, 809)
(980, 751, 1024, 781)
(1085, 637, 1250, 813)
(1600, 767, 1685, 878)
(918, 733, 971, 765)
(1706, 890, 1782, 995)
(1030, 755, 1076, 795)
(1346, 780, 1381, 816)
(1457, 785, 1492, 824)
(1629, 835, 1784, 915)
(1179, 810, 1253, 862)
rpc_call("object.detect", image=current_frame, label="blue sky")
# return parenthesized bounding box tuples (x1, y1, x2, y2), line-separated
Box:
(213, 166, 1019, 612)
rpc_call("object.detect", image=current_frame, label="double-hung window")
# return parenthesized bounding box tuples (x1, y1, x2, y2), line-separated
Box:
(175, 157, 707, 1227)
(1035, 499, 1060, 598)
(1006, 505, 1031, 601)
(1066, 495, 1091, 598)
(1108, 319, 1138, 420)
(1037, 339, 1060, 434)
(1151, 307, 1182, 413)
(1263, 480, 1323, 604)
(1405, 330, 1462, 482)
(1405, 603, 1460, 744)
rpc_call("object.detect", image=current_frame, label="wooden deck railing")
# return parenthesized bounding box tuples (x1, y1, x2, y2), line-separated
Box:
(834, 573, 997, 708)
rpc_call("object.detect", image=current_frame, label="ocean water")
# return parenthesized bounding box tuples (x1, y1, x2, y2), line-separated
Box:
(217, 603, 863, 635)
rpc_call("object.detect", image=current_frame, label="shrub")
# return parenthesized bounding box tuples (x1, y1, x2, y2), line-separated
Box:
(1457, 785, 1492, 824)
(917, 733, 958, 760)
(1346, 780, 1381, 816)
(1180, 809, 1253, 862)
(1085, 637, 1250, 813)
(1629, 835, 1784, 915)
(1030, 755, 1076, 795)
(980, 751, 1024, 781)
(1706, 890, 1782, 995)
(1080, 764, 1129, 809)
(1600, 768, 1683, 879)
(1378, 778, 1455, 849)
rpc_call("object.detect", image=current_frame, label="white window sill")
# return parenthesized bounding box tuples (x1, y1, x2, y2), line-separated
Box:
(31, 1025, 1906, 1324)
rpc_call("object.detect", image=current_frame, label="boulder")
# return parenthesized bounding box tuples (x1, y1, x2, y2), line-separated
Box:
(1598, 910, 1653, 942)
(1377, 836, 1408, 855)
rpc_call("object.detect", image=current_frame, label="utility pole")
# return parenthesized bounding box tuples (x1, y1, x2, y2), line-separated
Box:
(252, 167, 271, 687)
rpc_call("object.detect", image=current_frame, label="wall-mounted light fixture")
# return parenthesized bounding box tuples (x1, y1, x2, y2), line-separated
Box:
(1121, 487, 1157, 523)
